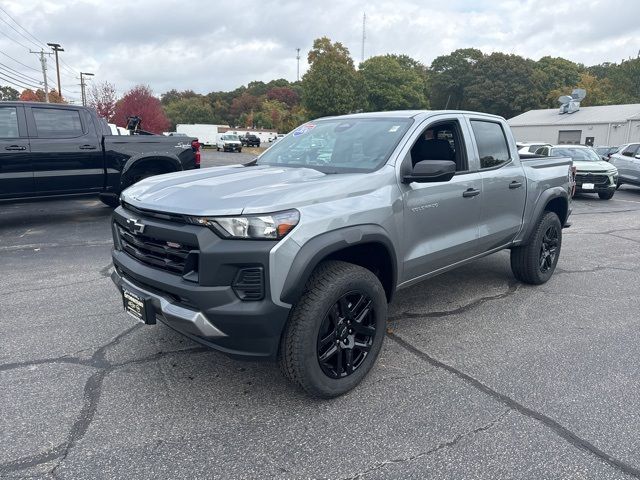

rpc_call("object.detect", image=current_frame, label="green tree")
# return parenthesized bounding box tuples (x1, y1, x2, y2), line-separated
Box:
(608, 58, 640, 103)
(429, 48, 484, 109)
(464, 53, 544, 119)
(535, 56, 584, 107)
(0, 85, 19, 100)
(301, 37, 359, 117)
(359, 55, 428, 111)
(164, 97, 215, 128)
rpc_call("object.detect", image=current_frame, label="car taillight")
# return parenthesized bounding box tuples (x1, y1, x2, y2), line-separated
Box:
(191, 139, 201, 167)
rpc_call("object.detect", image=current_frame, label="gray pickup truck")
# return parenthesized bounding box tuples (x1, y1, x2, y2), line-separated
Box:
(110, 110, 573, 398)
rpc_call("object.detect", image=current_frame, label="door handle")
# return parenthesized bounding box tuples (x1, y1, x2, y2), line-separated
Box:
(509, 181, 523, 189)
(462, 188, 481, 198)
(5, 145, 26, 151)
(79, 144, 97, 150)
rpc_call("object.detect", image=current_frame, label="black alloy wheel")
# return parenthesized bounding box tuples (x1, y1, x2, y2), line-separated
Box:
(316, 291, 376, 379)
(539, 225, 559, 273)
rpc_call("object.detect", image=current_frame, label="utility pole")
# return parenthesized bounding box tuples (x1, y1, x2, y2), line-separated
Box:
(361, 12, 366, 63)
(30, 49, 52, 102)
(80, 72, 94, 106)
(296, 48, 300, 82)
(47, 43, 64, 99)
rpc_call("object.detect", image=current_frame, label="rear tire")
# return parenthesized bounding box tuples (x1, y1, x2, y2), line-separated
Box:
(510, 211, 562, 285)
(598, 190, 615, 200)
(279, 261, 387, 398)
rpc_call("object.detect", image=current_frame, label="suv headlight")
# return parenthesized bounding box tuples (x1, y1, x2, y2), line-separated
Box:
(188, 209, 300, 240)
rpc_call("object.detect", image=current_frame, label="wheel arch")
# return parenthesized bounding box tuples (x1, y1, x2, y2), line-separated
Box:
(520, 188, 569, 245)
(120, 154, 183, 188)
(280, 225, 398, 305)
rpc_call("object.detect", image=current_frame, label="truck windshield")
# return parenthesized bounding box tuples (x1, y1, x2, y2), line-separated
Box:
(222, 135, 239, 141)
(256, 118, 413, 173)
(551, 147, 601, 162)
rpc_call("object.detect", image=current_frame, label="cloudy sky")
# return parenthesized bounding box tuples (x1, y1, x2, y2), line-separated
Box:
(1, 0, 639, 103)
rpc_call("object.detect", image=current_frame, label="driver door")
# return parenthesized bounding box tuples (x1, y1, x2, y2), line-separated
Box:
(399, 116, 482, 284)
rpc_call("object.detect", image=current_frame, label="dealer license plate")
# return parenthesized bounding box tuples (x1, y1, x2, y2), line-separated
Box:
(582, 183, 595, 190)
(122, 287, 154, 324)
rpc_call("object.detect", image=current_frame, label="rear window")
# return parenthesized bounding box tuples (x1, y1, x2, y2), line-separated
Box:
(470, 120, 511, 169)
(0, 107, 19, 138)
(33, 108, 83, 138)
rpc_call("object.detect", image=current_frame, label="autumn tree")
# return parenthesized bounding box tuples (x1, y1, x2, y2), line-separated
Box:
(0, 86, 19, 100)
(88, 81, 118, 121)
(359, 55, 428, 111)
(19, 88, 64, 103)
(112, 85, 170, 134)
(535, 56, 584, 107)
(266, 87, 299, 107)
(302, 37, 359, 117)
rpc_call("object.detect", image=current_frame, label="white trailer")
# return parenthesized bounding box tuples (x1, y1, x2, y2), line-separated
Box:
(176, 124, 224, 147)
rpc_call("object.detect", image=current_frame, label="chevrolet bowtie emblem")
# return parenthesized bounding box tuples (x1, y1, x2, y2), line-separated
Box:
(126, 218, 145, 234)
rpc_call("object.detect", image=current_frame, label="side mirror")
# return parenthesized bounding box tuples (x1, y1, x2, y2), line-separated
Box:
(635, 154, 640, 160)
(403, 160, 456, 184)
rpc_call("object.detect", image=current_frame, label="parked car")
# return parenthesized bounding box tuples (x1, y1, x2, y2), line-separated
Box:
(110, 110, 573, 398)
(216, 134, 242, 152)
(609, 143, 640, 189)
(517, 141, 552, 155)
(535, 145, 618, 199)
(241, 134, 261, 147)
(593, 145, 620, 161)
(0, 102, 200, 207)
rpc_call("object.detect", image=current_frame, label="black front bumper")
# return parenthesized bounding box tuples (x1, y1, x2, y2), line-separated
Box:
(111, 206, 290, 360)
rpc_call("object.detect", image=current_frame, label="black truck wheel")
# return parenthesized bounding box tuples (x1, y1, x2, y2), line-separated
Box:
(279, 260, 387, 398)
(598, 190, 615, 200)
(99, 193, 120, 208)
(510, 211, 562, 285)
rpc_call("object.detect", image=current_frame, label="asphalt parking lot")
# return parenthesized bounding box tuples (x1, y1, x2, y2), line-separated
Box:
(2, 150, 640, 479)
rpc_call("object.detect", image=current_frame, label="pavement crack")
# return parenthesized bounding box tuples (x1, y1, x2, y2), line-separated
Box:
(555, 265, 637, 275)
(389, 282, 520, 322)
(387, 332, 640, 480)
(344, 409, 510, 479)
(0, 324, 215, 476)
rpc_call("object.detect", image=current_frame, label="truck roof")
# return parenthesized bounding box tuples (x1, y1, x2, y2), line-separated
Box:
(319, 110, 505, 121)
(0, 101, 87, 110)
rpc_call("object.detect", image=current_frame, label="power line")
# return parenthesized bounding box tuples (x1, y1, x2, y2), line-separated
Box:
(0, 50, 40, 72)
(0, 67, 40, 88)
(0, 61, 42, 84)
(0, 15, 42, 50)
(0, 71, 36, 90)
(0, 6, 48, 49)
(0, 28, 31, 50)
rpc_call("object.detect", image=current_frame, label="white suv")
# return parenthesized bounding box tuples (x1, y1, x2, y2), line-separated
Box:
(609, 143, 640, 189)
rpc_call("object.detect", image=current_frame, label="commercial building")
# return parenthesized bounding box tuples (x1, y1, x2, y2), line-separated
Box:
(508, 104, 640, 146)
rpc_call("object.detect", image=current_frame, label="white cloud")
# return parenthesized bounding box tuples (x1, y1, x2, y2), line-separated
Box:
(0, 0, 638, 100)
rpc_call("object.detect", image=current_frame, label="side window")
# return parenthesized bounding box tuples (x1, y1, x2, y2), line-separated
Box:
(32, 108, 83, 138)
(410, 121, 468, 172)
(535, 147, 549, 156)
(470, 120, 510, 169)
(0, 107, 19, 138)
(622, 144, 639, 157)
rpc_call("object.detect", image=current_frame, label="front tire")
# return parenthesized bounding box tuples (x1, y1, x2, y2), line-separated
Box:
(279, 261, 387, 398)
(510, 211, 562, 285)
(599, 190, 615, 200)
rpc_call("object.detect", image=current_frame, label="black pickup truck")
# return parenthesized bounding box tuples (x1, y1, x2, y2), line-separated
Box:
(0, 102, 200, 207)
(241, 134, 261, 147)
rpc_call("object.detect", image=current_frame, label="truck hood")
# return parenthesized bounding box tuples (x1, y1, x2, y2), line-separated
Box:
(122, 164, 380, 216)
(573, 160, 617, 173)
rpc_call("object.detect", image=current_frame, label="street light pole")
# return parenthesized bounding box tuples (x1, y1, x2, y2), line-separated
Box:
(80, 72, 94, 106)
(47, 43, 64, 99)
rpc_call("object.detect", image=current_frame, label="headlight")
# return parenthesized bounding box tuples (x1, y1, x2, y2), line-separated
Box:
(188, 209, 300, 240)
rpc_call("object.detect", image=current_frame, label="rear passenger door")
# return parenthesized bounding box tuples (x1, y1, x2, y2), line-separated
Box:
(617, 144, 640, 183)
(468, 118, 527, 253)
(0, 104, 32, 198)
(26, 105, 103, 194)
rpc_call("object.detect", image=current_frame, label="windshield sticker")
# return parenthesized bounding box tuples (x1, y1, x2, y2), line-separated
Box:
(389, 125, 400, 132)
(334, 122, 353, 133)
(293, 124, 316, 136)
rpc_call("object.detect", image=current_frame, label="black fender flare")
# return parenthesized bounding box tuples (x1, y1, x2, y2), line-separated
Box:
(280, 224, 398, 305)
(121, 154, 183, 180)
(520, 187, 569, 245)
